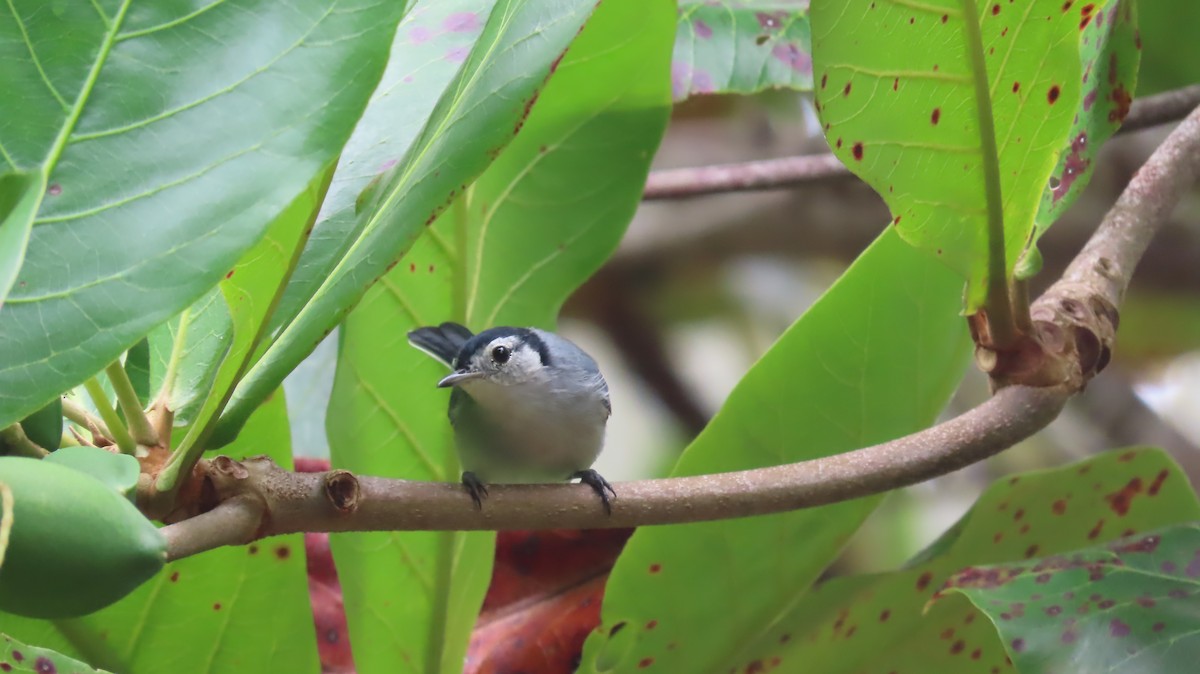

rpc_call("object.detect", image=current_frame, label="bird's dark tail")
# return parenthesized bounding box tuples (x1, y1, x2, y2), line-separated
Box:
(407, 322, 474, 367)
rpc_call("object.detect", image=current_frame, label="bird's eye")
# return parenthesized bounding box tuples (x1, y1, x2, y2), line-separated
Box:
(491, 345, 511, 364)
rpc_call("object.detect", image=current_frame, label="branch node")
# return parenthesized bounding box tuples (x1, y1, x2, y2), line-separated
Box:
(974, 346, 998, 373)
(324, 470, 360, 514)
(211, 455, 250, 480)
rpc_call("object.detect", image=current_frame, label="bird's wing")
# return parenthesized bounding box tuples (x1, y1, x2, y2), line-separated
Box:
(407, 322, 474, 368)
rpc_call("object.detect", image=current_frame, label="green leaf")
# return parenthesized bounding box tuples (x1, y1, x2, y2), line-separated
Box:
(811, 0, 1085, 310)
(0, 456, 165, 618)
(738, 448, 1200, 674)
(158, 167, 332, 483)
(213, 0, 606, 446)
(1, 634, 112, 674)
(18, 397, 61, 452)
(325, 1, 673, 672)
(949, 522, 1200, 672)
(1, 390, 319, 674)
(148, 287, 233, 426)
(122, 338, 150, 408)
(1029, 0, 1139, 269)
(268, 0, 497, 344)
(579, 228, 972, 674)
(0, 0, 408, 430)
(0, 170, 45, 308)
(43, 446, 138, 498)
(673, 1, 812, 100)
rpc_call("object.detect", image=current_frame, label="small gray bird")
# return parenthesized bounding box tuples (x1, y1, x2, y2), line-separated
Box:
(407, 322, 616, 513)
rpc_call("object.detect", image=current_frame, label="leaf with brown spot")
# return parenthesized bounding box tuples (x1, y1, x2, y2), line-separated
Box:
(699, 448, 1199, 674)
(1029, 0, 1139, 272)
(948, 523, 1200, 672)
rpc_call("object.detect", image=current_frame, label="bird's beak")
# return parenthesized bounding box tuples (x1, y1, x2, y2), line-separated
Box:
(437, 369, 485, 388)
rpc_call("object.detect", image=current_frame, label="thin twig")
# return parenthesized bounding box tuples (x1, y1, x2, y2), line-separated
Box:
(83, 377, 136, 455)
(106, 362, 159, 447)
(643, 85, 1200, 200)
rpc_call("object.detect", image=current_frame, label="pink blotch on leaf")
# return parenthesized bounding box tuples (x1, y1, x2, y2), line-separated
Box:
(771, 43, 812, 73)
(408, 26, 432, 44)
(443, 12, 479, 33)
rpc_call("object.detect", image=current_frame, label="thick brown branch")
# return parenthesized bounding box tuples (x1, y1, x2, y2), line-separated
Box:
(643, 85, 1200, 200)
(164, 385, 1065, 561)
(161, 102, 1200, 562)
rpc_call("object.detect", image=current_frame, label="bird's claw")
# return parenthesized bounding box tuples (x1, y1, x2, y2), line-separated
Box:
(462, 471, 489, 510)
(572, 469, 616, 515)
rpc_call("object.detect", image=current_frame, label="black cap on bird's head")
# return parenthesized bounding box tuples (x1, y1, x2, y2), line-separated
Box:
(435, 326, 552, 388)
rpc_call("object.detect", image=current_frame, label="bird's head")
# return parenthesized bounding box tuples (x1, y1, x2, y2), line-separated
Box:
(437, 327, 551, 390)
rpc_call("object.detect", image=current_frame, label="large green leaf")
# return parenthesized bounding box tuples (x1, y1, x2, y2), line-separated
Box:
(1, 391, 317, 674)
(325, 1, 673, 672)
(0, 0, 406, 430)
(811, 0, 1092, 310)
(0, 170, 44, 308)
(213, 0, 610, 446)
(738, 448, 1200, 674)
(673, 1, 812, 100)
(580, 228, 973, 674)
(950, 522, 1200, 672)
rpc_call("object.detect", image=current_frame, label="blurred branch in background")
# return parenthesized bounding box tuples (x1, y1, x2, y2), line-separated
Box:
(569, 266, 711, 438)
(642, 84, 1200, 200)
(1072, 366, 1200, 484)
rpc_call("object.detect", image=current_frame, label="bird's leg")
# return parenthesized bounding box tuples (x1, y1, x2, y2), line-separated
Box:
(571, 469, 617, 515)
(461, 471, 489, 510)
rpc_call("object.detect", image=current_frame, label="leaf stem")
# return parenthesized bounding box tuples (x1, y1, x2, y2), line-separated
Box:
(0, 424, 49, 458)
(960, 0, 1019, 347)
(62, 396, 112, 443)
(83, 377, 136, 455)
(105, 361, 159, 447)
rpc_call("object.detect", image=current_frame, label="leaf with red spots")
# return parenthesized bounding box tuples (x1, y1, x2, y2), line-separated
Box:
(1030, 0, 1139, 266)
(948, 523, 1200, 672)
(466, 529, 632, 673)
(672, 2, 812, 100)
(811, 0, 1090, 311)
(0, 634, 111, 674)
(325, 1, 673, 672)
(694, 448, 1199, 674)
(579, 230, 971, 673)
(1, 394, 320, 674)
